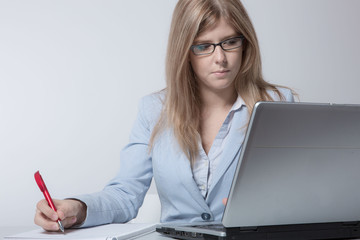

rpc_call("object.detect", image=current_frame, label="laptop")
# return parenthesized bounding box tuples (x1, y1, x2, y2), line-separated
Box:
(156, 101, 360, 240)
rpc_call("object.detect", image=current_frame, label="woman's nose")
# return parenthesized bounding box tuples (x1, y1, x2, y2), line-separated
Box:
(213, 45, 227, 64)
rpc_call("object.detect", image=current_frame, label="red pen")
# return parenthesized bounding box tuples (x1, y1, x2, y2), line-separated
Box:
(34, 171, 65, 232)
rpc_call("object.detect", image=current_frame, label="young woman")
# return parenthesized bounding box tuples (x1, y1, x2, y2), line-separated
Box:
(35, 0, 295, 231)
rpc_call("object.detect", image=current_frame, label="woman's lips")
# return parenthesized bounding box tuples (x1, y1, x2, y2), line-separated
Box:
(212, 70, 230, 77)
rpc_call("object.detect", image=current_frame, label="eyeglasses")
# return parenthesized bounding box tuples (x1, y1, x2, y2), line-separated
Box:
(190, 35, 245, 56)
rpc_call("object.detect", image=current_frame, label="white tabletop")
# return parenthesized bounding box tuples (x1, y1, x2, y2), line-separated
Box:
(3, 226, 359, 240)
(0, 226, 170, 240)
(1, 226, 36, 240)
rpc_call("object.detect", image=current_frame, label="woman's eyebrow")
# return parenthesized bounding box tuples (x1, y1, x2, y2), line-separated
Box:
(193, 34, 239, 44)
(192, 38, 213, 45)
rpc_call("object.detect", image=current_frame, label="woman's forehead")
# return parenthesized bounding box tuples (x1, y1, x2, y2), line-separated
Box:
(194, 17, 237, 42)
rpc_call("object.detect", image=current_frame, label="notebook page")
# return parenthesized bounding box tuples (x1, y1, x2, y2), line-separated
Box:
(4, 223, 157, 240)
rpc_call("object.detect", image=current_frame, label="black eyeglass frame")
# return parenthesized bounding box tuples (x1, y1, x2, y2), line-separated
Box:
(190, 35, 245, 56)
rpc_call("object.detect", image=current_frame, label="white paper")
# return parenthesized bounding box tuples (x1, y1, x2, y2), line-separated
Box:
(4, 223, 157, 240)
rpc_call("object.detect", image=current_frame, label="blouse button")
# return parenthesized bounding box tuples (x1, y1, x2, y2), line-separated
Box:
(201, 213, 211, 221)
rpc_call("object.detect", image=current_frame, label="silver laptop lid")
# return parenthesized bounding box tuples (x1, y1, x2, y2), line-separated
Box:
(223, 102, 360, 228)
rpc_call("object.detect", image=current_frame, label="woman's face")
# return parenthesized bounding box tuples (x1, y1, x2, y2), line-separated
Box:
(190, 18, 243, 95)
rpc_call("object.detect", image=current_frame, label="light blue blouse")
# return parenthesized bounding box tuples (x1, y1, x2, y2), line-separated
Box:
(193, 96, 245, 198)
(75, 87, 294, 228)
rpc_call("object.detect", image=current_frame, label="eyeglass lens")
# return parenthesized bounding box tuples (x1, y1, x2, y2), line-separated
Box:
(191, 37, 243, 55)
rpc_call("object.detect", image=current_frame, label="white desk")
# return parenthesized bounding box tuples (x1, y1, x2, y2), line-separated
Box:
(0, 226, 170, 240)
(3, 226, 360, 240)
(131, 231, 172, 239)
(1, 227, 36, 240)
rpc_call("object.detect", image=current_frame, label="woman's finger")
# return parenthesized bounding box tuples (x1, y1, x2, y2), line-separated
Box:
(60, 216, 78, 228)
(36, 200, 58, 221)
(34, 209, 60, 231)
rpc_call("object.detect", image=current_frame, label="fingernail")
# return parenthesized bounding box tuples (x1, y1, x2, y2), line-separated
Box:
(52, 214, 58, 220)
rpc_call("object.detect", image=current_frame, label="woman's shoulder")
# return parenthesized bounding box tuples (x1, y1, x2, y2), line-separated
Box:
(140, 90, 165, 110)
(268, 86, 295, 102)
(138, 90, 165, 125)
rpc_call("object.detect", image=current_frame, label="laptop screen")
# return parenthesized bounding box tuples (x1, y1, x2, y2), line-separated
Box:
(223, 102, 360, 227)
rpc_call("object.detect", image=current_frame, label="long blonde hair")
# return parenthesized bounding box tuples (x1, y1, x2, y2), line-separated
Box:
(150, 0, 290, 163)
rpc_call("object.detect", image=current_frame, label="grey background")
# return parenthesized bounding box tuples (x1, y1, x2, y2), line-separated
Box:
(0, 0, 359, 227)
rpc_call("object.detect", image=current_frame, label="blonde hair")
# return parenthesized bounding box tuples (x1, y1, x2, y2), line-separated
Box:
(150, 0, 291, 164)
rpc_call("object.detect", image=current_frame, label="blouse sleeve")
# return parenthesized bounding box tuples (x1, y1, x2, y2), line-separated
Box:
(73, 94, 161, 227)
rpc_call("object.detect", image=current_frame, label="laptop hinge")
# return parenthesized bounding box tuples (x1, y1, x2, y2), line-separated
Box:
(342, 221, 360, 226)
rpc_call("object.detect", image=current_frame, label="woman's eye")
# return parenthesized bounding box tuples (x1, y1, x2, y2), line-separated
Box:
(196, 44, 211, 51)
(224, 39, 239, 46)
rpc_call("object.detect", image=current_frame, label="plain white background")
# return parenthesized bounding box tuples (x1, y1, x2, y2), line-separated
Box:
(0, 0, 359, 227)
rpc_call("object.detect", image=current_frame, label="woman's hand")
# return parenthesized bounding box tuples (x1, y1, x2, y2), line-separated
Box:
(34, 199, 87, 231)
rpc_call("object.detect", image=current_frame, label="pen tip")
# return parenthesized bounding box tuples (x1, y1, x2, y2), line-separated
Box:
(58, 220, 65, 233)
